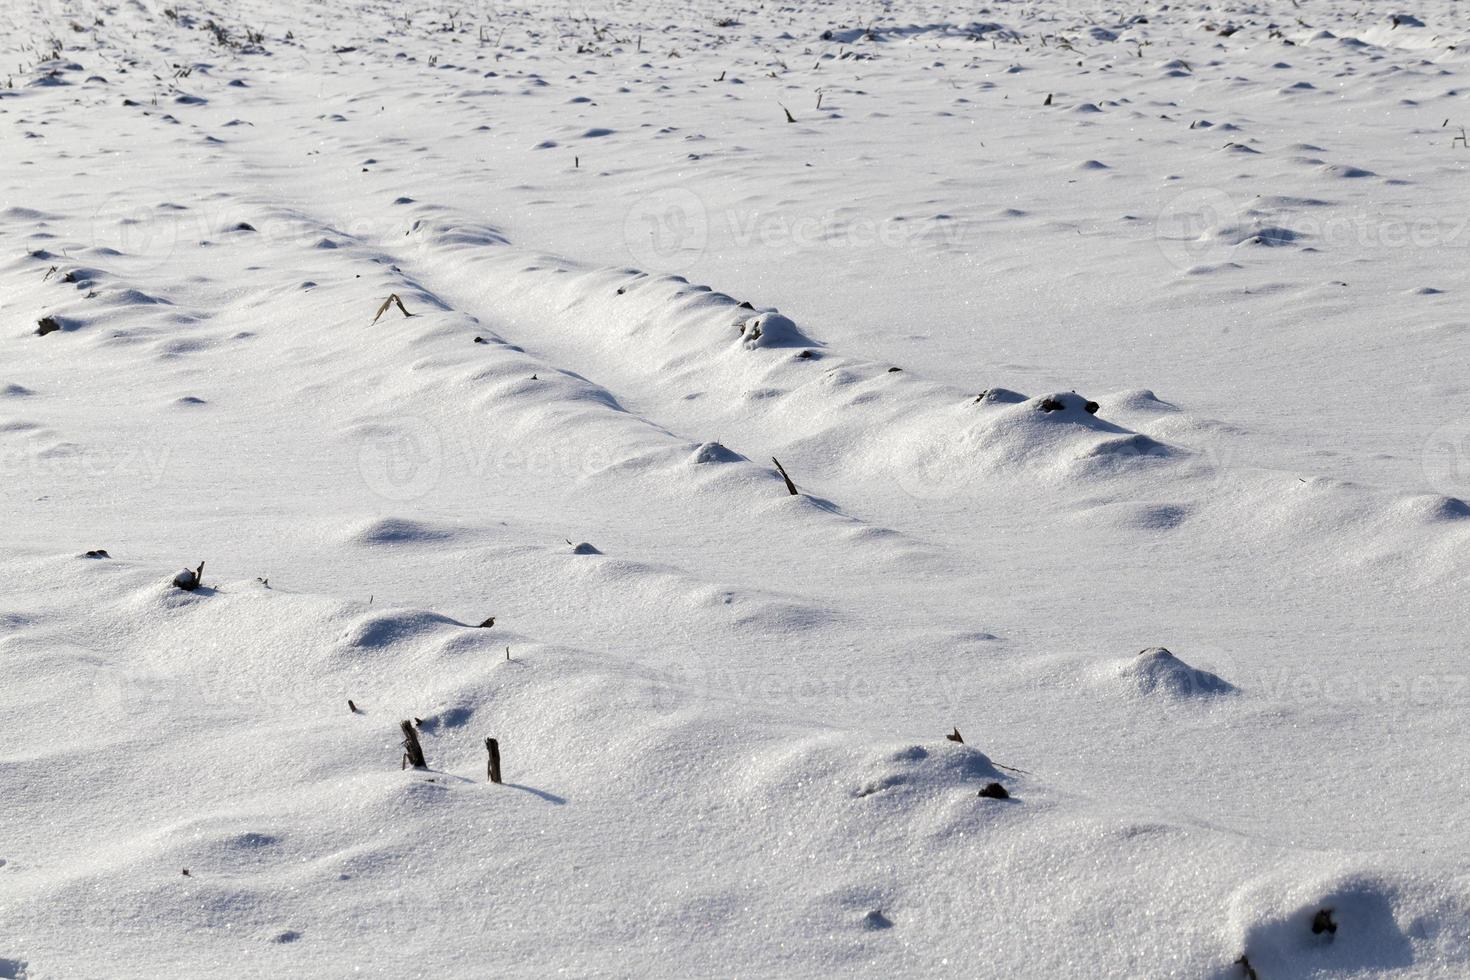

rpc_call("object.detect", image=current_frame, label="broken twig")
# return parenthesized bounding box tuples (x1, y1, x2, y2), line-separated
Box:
(371, 293, 412, 324)
(772, 457, 798, 495)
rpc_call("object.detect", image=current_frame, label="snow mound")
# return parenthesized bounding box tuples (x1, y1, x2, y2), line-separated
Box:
(737, 312, 808, 350)
(1119, 647, 1236, 697)
(690, 441, 745, 464)
(1081, 501, 1192, 532)
(1208, 224, 1304, 247)
(964, 392, 1175, 471)
(1228, 872, 1460, 978)
(1105, 389, 1179, 413)
(340, 608, 465, 650)
(887, 388, 1179, 495)
(346, 517, 461, 546)
(974, 386, 1028, 405)
(1318, 163, 1376, 179)
(852, 742, 1004, 799)
(1389, 494, 1470, 524)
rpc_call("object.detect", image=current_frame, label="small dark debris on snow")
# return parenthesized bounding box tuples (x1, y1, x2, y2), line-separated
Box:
(473, 336, 488, 344)
(1084, 400, 1100, 415)
(1039, 397, 1065, 412)
(1235, 954, 1258, 980)
(862, 909, 893, 930)
(348, 699, 360, 713)
(1312, 908, 1337, 935)
(887, 366, 902, 373)
(36, 316, 62, 336)
(232, 222, 256, 232)
(738, 300, 754, 310)
(479, 617, 496, 628)
(978, 781, 1010, 799)
(83, 549, 110, 558)
(797, 349, 813, 359)
(946, 727, 964, 743)
(569, 540, 602, 555)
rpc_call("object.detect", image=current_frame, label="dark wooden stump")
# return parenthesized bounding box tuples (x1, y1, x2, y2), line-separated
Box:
(485, 737, 502, 783)
(400, 720, 427, 769)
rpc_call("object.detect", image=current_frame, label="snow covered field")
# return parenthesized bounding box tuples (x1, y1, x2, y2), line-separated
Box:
(3, 0, 1470, 975)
